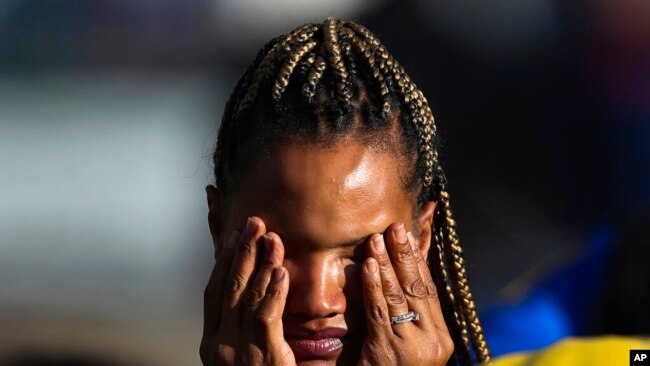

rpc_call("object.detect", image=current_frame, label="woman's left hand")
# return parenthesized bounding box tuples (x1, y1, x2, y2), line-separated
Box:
(358, 223, 454, 366)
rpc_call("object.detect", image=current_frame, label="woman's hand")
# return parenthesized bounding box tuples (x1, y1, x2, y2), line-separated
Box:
(200, 217, 296, 366)
(358, 223, 454, 366)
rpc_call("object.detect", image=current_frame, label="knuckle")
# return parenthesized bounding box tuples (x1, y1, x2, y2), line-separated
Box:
(386, 292, 406, 305)
(384, 283, 407, 305)
(215, 344, 234, 365)
(224, 273, 247, 297)
(369, 303, 388, 323)
(201, 341, 236, 366)
(238, 240, 254, 254)
(394, 246, 413, 264)
(434, 332, 455, 363)
(267, 282, 283, 297)
(404, 277, 428, 298)
(426, 281, 439, 298)
(243, 288, 265, 308)
(412, 249, 425, 264)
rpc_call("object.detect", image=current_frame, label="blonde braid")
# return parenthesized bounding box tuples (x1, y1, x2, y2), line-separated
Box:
(237, 24, 318, 115)
(439, 190, 492, 364)
(298, 53, 316, 75)
(323, 17, 352, 104)
(431, 221, 472, 364)
(272, 40, 318, 101)
(345, 22, 392, 114)
(302, 55, 327, 100)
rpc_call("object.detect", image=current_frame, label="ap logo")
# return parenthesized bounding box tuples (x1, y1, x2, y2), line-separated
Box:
(631, 350, 649, 365)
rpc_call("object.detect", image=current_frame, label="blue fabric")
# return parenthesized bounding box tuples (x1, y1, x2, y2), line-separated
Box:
(481, 226, 614, 356)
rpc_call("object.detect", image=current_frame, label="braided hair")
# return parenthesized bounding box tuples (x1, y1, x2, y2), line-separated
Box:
(213, 17, 491, 365)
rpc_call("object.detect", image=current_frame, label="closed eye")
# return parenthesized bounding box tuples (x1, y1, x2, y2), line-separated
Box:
(347, 241, 367, 263)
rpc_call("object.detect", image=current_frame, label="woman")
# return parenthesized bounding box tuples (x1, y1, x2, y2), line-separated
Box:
(200, 17, 491, 365)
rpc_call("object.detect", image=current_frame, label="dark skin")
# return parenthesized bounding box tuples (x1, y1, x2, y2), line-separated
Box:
(201, 139, 454, 365)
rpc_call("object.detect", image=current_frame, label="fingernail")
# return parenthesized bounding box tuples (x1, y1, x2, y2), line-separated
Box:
(406, 232, 416, 249)
(396, 223, 407, 243)
(246, 217, 257, 236)
(373, 234, 385, 254)
(273, 267, 285, 282)
(367, 258, 378, 273)
(227, 231, 240, 249)
(263, 234, 274, 253)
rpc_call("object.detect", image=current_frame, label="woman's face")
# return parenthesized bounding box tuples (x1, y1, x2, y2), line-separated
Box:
(212, 139, 432, 365)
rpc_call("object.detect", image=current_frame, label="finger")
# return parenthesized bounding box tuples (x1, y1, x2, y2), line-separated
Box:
(221, 216, 266, 329)
(407, 232, 448, 332)
(361, 257, 393, 341)
(256, 266, 289, 346)
(203, 231, 239, 338)
(405, 232, 437, 298)
(367, 233, 410, 319)
(242, 232, 284, 330)
(385, 223, 430, 314)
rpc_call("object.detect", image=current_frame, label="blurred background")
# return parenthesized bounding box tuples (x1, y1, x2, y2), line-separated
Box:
(0, 0, 648, 364)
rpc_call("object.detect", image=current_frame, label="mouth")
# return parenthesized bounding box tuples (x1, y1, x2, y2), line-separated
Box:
(285, 327, 349, 359)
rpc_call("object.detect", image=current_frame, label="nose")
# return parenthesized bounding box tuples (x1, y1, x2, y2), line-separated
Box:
(285, 256, 346, 319)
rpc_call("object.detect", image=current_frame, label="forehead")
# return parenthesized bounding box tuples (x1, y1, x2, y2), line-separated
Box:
(231, 140, 414, 247)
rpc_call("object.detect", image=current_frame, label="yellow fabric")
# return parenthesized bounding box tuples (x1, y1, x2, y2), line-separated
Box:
(492, 336, 650, 366)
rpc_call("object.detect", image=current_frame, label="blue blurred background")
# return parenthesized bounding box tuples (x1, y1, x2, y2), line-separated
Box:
(1, 1, 648, 365)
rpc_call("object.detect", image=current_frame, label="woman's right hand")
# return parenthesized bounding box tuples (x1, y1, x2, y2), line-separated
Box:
(200, 216, 297, 366)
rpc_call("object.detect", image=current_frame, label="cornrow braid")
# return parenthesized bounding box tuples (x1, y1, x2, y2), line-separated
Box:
(237, 23, 319, 116)
(302, 55, 327, 100)
(323, 17, 352, 104)
(213, 18, 491, 365)
(345, 23, 392, 115)
(297, 52, 316, 77)
(272, 40, 318, 100)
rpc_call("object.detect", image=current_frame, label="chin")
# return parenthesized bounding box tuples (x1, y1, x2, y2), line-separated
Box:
(295, 356, 355, 366)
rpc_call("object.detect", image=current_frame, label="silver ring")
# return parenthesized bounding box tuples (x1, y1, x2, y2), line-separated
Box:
(390, 311, 420, 325)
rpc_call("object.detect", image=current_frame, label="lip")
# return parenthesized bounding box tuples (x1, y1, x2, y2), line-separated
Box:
(285, 328, 348, 358)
